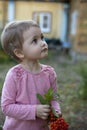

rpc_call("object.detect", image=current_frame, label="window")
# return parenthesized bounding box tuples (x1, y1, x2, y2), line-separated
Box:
(33, 12, 51, 33)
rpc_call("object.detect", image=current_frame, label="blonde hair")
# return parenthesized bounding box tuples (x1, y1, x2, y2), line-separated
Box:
(1, 20, 39, 62)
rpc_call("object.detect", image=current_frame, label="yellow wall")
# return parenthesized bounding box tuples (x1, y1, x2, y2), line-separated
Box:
(0, 1, 4, 27)
(0, 1, 8, 28)
(15, 2, 64, 39)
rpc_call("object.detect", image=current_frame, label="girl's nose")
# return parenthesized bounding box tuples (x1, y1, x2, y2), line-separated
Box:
(41, 40, 47, 47)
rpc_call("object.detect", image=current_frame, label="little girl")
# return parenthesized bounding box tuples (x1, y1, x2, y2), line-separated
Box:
(1, 20, 61, 130)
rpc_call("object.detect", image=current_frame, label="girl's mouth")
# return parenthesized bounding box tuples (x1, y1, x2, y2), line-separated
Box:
(41, 47, 48, 52)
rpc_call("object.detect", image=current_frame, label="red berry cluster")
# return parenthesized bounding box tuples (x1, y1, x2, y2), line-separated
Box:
(49, 112, 69, 130)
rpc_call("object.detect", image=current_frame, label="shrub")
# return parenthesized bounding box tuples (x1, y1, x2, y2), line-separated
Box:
(78, 64, 87, 100)
(0, 51, 10, 63)
(0, 29, 3, 49)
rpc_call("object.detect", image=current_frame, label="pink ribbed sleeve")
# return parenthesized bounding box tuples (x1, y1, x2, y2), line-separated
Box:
(1, 71, 36, 120)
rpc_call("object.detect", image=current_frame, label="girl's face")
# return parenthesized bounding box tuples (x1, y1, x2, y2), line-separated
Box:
(22, 26, 48, 61)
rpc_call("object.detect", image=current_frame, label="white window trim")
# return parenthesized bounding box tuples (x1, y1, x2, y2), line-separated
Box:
(33, 12, 51, 33)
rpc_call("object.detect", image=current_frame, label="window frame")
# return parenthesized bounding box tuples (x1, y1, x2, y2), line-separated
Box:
(33, 11, 52, 33)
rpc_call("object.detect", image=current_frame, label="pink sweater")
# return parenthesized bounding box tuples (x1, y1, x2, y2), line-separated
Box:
(1, 64, 61, 130)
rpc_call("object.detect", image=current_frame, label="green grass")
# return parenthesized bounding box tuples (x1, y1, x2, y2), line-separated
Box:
(77, 63, 87, 100)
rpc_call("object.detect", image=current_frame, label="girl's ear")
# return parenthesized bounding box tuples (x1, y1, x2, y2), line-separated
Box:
(14, 49, 24, 59)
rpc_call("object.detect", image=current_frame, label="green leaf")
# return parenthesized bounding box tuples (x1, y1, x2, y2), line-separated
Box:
(37, 88, 61, 105)
(36, 93, 47, 104)
(55, 92, 60, 97)
(44, 88, 53, 103)
(53, 92, 61, 100)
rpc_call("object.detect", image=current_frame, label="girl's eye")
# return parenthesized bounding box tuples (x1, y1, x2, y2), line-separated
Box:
(32, 39, 37, 44)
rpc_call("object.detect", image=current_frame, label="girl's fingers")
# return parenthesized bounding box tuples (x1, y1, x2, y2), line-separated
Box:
(43, 105, 51, 112)
(42, 114, 48, 120)
(43, 105, 50, 108)
(44, 108, 51, 113)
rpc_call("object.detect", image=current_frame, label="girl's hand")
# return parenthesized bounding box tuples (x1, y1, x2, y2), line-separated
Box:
(36, 105, 51, 120)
